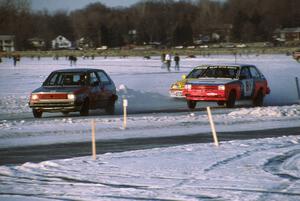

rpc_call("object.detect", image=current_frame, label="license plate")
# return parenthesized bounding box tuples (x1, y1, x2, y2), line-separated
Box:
(176, 91, 182, 96)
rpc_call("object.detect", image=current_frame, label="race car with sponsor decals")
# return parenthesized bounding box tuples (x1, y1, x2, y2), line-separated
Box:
(169, 66, 208, 98)
(292, 50, 300, 62)
(182, 64, 270, 109)
(29, 68, 117, 118)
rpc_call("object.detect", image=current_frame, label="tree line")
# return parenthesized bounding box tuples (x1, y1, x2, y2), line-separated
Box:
(0, 0, 299, 50)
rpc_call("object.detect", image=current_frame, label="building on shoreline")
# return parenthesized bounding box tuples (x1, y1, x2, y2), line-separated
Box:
(0, 35, 15, 52)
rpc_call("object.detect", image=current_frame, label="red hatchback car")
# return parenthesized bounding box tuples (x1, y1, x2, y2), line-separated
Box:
(183, 64, 270, 109)
(29, 68, 118, 118)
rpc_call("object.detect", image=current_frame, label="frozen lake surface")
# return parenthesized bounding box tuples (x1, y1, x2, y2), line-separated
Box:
(0, 54, 300, 200)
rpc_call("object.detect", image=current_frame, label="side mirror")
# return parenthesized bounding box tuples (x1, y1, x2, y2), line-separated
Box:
(181, 74, 187, 80)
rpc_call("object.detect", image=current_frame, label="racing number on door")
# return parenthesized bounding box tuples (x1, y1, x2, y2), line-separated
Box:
(240, 67, 254, 97)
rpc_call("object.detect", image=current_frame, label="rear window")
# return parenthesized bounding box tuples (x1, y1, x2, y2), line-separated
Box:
(44, 72, 87, 86)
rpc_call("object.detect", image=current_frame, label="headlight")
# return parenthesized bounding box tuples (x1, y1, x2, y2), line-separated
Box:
(185, 84, 192, 90)
(218, 85, 225, 90)
(67, 94, 75, 100)
(31, 94, 39, 100)
(171, 84, 178, 89)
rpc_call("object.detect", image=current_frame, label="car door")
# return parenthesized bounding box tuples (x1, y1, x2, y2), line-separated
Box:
(240, 66, 254, 98)
(96, 70, 113, 106)
(249, 66, 265, 97)
(88, 71, 103, 109)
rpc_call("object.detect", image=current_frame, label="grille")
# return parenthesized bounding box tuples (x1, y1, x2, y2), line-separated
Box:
(191, 85, 218, 90)
(32, 102, 73, 107)
(38, 94, 68, 99)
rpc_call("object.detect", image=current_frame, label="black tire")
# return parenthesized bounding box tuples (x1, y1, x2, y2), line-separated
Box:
(33, 109, 42, 118)
(187, 100, 197, 109)
(226, 91, 236, 108)
(62, 111, 69, 116)
(217, 101, 225, 106)
(253, 90, 264, 107)
(80, 100, 89, 116)
(105, 100, 115, 115)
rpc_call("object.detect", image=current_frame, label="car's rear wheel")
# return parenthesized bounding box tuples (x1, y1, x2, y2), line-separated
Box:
(253, 90, 264, 107)
(226, 91, 236, 108)
(33, 109, 43, 118)
(187, 100, 197, 109)
(80, 99, 89, 116)
(105, 99, 115, 115)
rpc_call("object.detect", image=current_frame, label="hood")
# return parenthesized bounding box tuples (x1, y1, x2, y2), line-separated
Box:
(32, 86, 82, 94)
(173, 78, 198, 89)
(187, 78, 238, 85)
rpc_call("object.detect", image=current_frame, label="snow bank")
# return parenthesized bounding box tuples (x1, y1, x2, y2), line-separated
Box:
(229, 105, 300, 118)
(1, 135, 300, 201)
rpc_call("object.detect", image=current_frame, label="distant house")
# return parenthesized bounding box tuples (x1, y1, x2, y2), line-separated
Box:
(28, 37, 45, 50)
(76, 37, 93, 49)
(0, 35, 15, 51)
(195, 24, 233, 44)
(274, 27, 300, 42)
(52, 35, 72, 49)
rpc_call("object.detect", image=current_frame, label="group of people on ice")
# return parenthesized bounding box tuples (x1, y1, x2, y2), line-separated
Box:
(161, 53, 180, 71)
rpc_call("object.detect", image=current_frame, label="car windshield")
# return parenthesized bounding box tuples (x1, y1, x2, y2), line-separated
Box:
(201, 66, 239, 79)
(43, 72, 87, 86)
(187, 68, 207, 78)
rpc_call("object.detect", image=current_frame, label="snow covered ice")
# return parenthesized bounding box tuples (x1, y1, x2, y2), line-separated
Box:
(0, 54, 300, 200)
(1, 136, 300, 200)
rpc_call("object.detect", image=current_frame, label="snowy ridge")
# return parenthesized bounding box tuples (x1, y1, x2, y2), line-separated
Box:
(228, 105, 300, 118)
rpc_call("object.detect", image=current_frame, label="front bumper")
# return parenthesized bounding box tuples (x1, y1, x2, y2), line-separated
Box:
(169, 89, 184, 98)
(185, 90, 226, 101)
(29, 100, 82, 112)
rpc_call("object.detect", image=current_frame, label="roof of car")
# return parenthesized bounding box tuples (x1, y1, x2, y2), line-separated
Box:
(52, 68, 103, 73)
(197, 64, 255, 68)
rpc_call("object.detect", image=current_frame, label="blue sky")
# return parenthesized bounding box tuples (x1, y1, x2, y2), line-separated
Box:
(30, 0, 142, 12)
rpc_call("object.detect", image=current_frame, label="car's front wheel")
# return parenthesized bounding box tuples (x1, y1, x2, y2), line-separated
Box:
(226, 91, 236, 108)
(62, 111, 69, 116)
(217, 101, 225, 106)
(187, 100, 197, 109)
(33, 109, 43, 118)
(80, 99, 89, 116)
(105, 100, 115, 115)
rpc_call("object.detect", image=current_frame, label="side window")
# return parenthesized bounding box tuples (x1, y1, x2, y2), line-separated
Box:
(96, 71, 111, 85)
(89, 72, 99, 84)
(249, 67, 261, 79)
(48, 73, 58, 85)
(240, 67, 251, 79)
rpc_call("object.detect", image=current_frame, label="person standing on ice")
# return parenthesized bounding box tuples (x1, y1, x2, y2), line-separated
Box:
(161, 53, 166, 68)
(174, 53, 180, 71)
(13, 55, 20, 66)
(165, 53, 171, 71)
